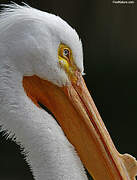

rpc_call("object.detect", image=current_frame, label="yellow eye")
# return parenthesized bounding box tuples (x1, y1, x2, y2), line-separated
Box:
(63, 48, 70, 59)
(58, 43, 77, 82)
(58, 44, 71, 62)
(58, 43, 76, 77)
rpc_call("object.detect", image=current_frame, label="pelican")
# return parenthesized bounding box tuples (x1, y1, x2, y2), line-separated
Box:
(0, 3, 137, 180)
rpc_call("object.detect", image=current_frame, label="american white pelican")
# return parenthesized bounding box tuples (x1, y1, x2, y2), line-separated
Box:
(0, 3, 137, 180)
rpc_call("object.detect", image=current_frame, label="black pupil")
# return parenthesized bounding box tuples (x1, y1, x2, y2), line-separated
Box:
(64, 49, 69, 57)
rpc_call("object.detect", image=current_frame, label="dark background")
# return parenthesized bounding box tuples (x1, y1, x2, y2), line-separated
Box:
(0, 0, 137, 180)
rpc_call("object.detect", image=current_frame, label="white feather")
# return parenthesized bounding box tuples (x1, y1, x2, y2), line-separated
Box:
(0, 3, 87, 180)
(0, 3, 84, 86)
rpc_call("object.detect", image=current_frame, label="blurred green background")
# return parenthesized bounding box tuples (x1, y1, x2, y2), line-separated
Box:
(0, 0, 137, 179)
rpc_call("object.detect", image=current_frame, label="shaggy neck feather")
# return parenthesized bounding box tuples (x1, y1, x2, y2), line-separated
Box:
(0, 61, 87, 180)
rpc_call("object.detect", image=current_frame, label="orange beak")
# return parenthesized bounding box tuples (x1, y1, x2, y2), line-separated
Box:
(23, 71, 137, 180)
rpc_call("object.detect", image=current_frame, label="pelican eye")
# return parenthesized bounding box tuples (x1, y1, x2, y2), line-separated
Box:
(58, 43, 76, 79)
(58, 44, 71, 62)
(63, 48, 70, 59)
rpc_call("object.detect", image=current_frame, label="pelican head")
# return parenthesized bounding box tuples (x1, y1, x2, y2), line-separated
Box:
(0, 4, 83, 85)
(0, 3, 137, 180)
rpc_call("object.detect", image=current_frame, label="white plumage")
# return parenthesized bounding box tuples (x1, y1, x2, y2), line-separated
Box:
(1, 3, 136, 180)
(0, 3, 84, 86)
(0, 4, 87, 180)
